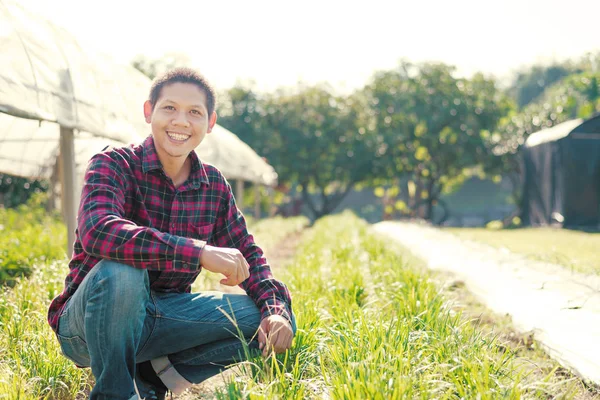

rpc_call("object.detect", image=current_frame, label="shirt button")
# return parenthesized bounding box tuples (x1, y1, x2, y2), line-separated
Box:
(183, 263, 189, 269)
(166, 255, 174, 261)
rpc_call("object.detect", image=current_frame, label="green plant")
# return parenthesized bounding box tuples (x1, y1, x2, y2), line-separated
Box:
(0, 193, 67, 286)
(215, 212, 582, 399)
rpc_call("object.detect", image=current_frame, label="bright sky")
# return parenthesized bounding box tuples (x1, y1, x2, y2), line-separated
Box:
(22, 0, 600, 92)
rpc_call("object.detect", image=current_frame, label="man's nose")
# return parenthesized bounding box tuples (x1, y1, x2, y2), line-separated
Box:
(172, 111, 190, 126)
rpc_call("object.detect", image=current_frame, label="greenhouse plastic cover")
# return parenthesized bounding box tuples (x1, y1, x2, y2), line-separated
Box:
(198, 125, 278, 187)
(0, 0, 148, 142)
(0, 113, 278, 187)
(0, 0, 277, 186)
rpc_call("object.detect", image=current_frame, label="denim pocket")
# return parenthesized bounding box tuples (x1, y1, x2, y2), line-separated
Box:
(56, 333, 91, 367)
(57, 297, 91, 367)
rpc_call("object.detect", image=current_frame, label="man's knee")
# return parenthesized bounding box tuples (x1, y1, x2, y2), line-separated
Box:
(88, 259, 149, 306)
(220, 294, 261, 335)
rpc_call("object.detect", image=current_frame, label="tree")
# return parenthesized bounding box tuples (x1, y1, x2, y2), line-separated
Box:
(0, 173, 48, 208)
(364, 62, 511, 222)
(131, 52, 193, 80)
(221, 84, 378, 220)
(508, 64, 577, 108)
(270, 85, 379, 219)
(507, 51, 600, 109)
(495, 71, 600, 156)
(217, 84, 271, 157)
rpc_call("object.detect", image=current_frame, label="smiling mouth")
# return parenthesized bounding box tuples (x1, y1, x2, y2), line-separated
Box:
(167, 131, 191, 142)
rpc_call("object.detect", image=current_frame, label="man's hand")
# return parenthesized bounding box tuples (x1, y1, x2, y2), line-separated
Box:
(200, 245, 250, 286)
(258, 315, 293, 357)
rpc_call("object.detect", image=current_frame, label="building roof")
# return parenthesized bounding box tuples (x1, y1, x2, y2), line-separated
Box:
(525, 118, 584, 148)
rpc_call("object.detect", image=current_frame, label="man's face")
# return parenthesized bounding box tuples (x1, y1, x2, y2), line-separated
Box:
(144, 82, 217, 162)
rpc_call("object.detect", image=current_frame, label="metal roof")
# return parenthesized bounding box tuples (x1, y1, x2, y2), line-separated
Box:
(524, 118, 584, 148)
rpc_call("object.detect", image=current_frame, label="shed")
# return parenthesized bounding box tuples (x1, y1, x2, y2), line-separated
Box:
(521, 114, 600, 227)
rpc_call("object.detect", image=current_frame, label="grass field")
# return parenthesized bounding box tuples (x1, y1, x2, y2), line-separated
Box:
(212, 213, 593, 399)
(0, 209, 596, 399)
(0, 195, 67, 286)
(192, 216, 308, 291)
(0, 214, 306, 399)
(445, 227, 600, 275)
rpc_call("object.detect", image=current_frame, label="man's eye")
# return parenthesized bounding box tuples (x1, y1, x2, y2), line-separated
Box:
(164, 106, 175, 110)
(191, 110, 201, 115)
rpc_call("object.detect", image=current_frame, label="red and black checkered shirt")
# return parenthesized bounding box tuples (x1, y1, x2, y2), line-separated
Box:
(48, 135, 292, 332)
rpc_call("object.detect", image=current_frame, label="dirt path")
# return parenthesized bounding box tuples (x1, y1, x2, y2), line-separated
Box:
(374, 221, 600, 386)
(174, 229, 305, 399)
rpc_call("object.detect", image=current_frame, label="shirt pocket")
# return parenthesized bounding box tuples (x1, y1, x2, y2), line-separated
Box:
(188, 223, 215, 243)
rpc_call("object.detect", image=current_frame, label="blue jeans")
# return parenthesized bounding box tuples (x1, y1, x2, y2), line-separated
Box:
(56, 260, 296, 399)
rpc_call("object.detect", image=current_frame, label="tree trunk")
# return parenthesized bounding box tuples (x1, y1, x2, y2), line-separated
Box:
(302, 184, 356, 221)
(434, 198, 450, 226)
(423, 177, 435, 221)
(300, 184, 318, 220)
(414, 175, 425, 219)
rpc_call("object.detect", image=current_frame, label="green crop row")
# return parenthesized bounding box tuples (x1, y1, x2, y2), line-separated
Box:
(216, 212, 583, 399)
(0, 194, 67, 286)
(0, 208, 587, 399)
(0, 214, 307, 399)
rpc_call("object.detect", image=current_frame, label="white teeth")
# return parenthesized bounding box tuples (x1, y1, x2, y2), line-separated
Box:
(167, 132, 189, 141)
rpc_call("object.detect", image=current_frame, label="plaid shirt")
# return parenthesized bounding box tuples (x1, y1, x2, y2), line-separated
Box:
(48, 135, 292, 332)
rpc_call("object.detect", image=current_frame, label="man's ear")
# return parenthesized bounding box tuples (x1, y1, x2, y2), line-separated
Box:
(207, 112, 218, 133)
(143, 101, 153, 123)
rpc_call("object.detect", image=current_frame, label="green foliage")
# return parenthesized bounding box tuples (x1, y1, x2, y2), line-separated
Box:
(132, 52, 600, 223)
(489, 70, 600, 209)
(0, 261, 92, 398)
(508, 64, 579, 108)
(192, 216, 309, 291)
(240, 183, 286, 216)
(220, 63, 514, 222)
(495, 71, 600, 157)
(0, 193, 67, 286)
(131, 52, 192, 80)
(0, 173, 48, 208)
(507, 52, 600, 108)
(0, 214, 590, 397)
(217, 85, 266, 155)
(364, 62, 512, 220)
(215, 213, 584, 399)
(220, 84, 379, 219)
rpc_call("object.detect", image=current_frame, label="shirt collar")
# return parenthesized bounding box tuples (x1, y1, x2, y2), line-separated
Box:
(141, 135, 209, 188)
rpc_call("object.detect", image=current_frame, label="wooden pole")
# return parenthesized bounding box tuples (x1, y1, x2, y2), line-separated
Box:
(236, 179, 244, 210)
(46, 159, 59, 213)
(59, 126, 77, 257)
(267, 187, 275, 217)
(254, 184, 261, 219)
